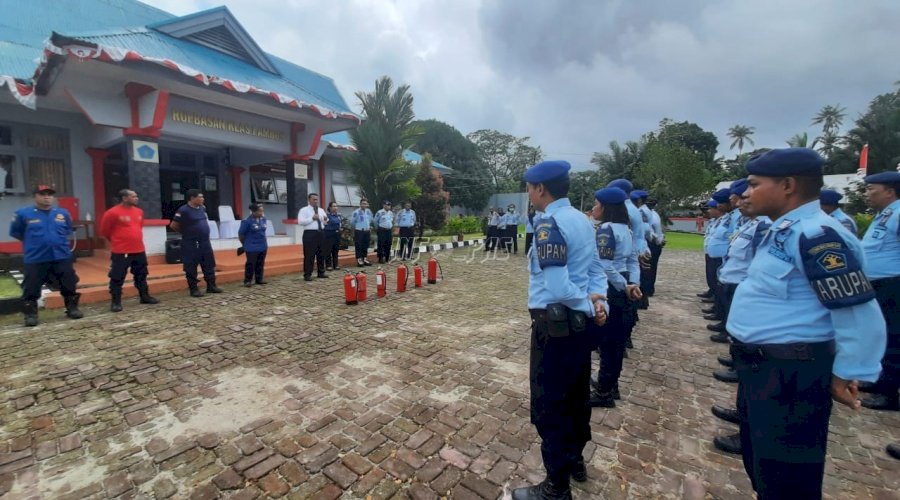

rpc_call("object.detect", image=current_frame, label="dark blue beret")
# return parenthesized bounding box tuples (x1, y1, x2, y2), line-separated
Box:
(819, 189, 843, 205)
(706, 200, 718, 208)
(730, 179, 748, 196)
(607, 178, 633, 192)
(864, 172, 900, 184)
(712, 189, 731, 203)
(595, 187, 628, 205)
(523, 160, 571, 183)
(745, 148, 824, 176)
(629, 190, 649, 200)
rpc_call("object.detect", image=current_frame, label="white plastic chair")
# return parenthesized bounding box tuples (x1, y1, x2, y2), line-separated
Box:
(265, 223, 275, 236)
(217, 205, 241, 239)
(208, 220, 220, 239)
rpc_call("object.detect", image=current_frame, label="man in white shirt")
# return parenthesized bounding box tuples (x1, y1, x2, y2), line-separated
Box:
(297, 193, 328, 281)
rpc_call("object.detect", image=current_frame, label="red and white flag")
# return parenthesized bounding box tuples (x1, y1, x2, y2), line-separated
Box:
(857, 144, 869, 177)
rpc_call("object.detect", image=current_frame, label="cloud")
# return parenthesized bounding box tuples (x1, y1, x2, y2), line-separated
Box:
(144, 0, 900, 169)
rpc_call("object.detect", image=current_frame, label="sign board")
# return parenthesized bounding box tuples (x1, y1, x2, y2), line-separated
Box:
(131, 140, 159, 164)
(293, 163, 308, 180)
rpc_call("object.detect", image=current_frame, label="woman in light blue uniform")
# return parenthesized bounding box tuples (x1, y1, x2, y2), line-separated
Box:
(589, 187, 642, 408)
(524, 206, 536, 255)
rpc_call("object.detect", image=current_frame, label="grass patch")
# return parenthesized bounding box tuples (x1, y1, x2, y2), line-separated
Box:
(0, 273, 21, 299)
(664, 232, 704, 251)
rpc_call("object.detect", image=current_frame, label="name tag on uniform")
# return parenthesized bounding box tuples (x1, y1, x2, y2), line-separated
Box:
(800, 226, 875, 309)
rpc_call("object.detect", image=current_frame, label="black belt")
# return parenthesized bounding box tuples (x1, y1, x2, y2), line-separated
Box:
(731, 340, 835, 362)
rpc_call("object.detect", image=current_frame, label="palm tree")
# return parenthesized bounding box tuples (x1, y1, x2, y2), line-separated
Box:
(785, 132, 820, 148)
(727, 125, 756, 153)
(811, 104, 846, 137)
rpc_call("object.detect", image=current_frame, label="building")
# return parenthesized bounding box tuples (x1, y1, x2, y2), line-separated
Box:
(1, 0, 362, 253)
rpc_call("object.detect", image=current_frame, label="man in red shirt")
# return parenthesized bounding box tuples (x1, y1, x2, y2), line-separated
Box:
(99, 189, 159, 312)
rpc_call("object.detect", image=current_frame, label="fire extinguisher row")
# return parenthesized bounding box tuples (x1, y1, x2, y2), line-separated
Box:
(343, 257, 443, 305)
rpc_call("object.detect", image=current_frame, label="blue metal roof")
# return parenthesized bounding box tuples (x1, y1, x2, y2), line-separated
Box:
(0, 0, 353, 116)
(323, 132, 452, 173)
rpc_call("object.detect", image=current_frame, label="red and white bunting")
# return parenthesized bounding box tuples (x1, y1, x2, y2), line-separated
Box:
(0, 75, 36, 109)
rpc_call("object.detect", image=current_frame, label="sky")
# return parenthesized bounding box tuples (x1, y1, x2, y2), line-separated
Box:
(145, 0, 900, 170)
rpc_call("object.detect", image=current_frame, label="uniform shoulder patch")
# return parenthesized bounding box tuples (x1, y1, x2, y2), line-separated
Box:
(596, 224, 616, 260)
(535, 216, 567, 268)
(799, 225, 875, 309)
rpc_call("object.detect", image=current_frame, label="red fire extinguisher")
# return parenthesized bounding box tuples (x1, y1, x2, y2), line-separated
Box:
(343, 271, 358, 305)
(413, 264, 423, 288)
(356, 271, 367, 301)
(376, 268, 387, 298)
(427, 256, 442, 284)
(396, 263, 408, 293)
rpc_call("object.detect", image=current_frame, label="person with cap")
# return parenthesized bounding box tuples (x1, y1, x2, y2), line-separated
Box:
(727, 147, 885, 499)
(98, 188, 159, 311)
(485, 207, 500, 252)
(513, 160, 608, 500)
(645, 198, 665, 297)
(708, 180, 750, 340)
(507, 204, 521, 254)
(170, 189, 222, 297)
(9, 184, 83, 326)
(819, 189, 858, 236)
(496, 207, 510, 253)
(374, 200, 395, 264)
(589, 187, 642, 409)
(323, 201, 343, 271)
(858, 171, 900, 413)
(525, 205, 537, 255)
(699, 200, 722, 302)
(298, 193, 328, 281)
(704, 188, 734, 333)
(395, 201, 416, 261)
(707, 180, 771, 455)
(351, 199, 374, 266)
(632, 190, 653, 309)
(607, 179, 649, 349)
(238, 203, 269, 287)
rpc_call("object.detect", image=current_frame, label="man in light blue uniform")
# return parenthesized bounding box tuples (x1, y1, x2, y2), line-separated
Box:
(351, 199, 373, 266)
(727, 148, 886, 499)
(705, 188, 734, 332)
(486, 207, 499, 252)
(700, 200, 721, 301)
(525, 206, 536, 255)
(608, 179, 649, 261)
(644, 197, 665, 297)
(513, 160, 608, 500)
(710, 180, 752, 342)
(374, 200, 394, 264)
(396, 201, 416, 261)
(819, 189, 858, 236)
(632, 190, 654, 309)
(858, 172, 900, 415)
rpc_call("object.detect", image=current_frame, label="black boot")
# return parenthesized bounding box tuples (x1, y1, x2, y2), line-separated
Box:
(23, 300, 38, 327)
(206, 281, 224, 294)
(588, 387, 616, 408)
(710, 332, 729, 343)
(711, 405, 741, 424)
(888, 443, 900, 460)
(714, 433, 742, 454)
(511, 478, 572, 500)
(611, 384, 621, 400)
(110, 291, 123, 313)
(137, 284, 159, 304)
(713, 368, 739, 383)
(64, 293, 83, 319)
(190, 287, 205, 298)
(717, 355, 734, 368)
(861, 394, 900, 411)
(707, 322, 726, 333)
(571, 459, 587, 482)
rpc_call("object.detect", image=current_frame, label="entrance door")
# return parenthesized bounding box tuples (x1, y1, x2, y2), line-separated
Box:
(159, 168, 200, 221)
(103, 161, 129, 210)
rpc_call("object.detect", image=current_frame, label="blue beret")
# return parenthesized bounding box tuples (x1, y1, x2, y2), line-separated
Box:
(745, 148, 824, 176)
(864, 172, 900, 184)
(706, 200, 718, 208)
(819, 189, 843, 205)
(523, 160, 571, 183)
(730, 179, 748, 196)
(595, 187, 628, 205)
(607, 178, 633, 192)
(629, 190, 648, 200)
(712, 189, 731, 203)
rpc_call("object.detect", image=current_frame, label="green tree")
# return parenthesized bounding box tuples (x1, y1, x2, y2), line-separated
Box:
(466, 129, 543, 192)
(591, 140, 643, 180)
(634, 140, 712, 220)
(412, 119, 491, 212)
(786, 132, 818, 148)
(413, 153, 450, 237)
(811, 104, 846, 159)
(835, 91, 900, 174)
(347, 76, 422, 204)
(568, 169, 607, 212)
(655, 119, 719, 166)
(727, 124, 756, 154)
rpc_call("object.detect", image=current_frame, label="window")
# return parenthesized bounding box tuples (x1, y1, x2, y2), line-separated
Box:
(332, 183, 363, 206)
(331, 169, 349, 184)
(0, 123, 69, 194)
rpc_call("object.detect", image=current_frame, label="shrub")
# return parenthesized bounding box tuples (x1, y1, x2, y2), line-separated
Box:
(853, 213, 873, 237)
(444, 216, 482, 235)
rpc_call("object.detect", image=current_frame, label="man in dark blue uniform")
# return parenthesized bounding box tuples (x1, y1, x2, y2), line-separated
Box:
(9, 185, 83, 326)
(728, 148, 886, 499)
(512, 160, 608, 500)
(170, 189, 222, 297)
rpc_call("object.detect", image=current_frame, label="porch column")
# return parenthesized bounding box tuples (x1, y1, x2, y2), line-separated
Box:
(228, 166, 245, 219)
(318, 157, 327, 206)
(124, 137, 163, 218)
(283, 157, 309, 220)
(85, 147, 111, 222)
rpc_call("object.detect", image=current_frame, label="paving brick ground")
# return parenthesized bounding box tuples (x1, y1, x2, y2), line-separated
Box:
(0, 246, 898, 499)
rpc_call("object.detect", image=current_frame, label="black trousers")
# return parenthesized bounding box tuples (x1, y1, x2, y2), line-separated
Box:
(644, 242, 663, 296)
(529, 314, 591, 485)
(302, 230, 325, 278)
(486, 226, 498, 251)
(324, 230, 340, 268)
(398, 227, 415, 259)
(21, 258, 79, 302)
(525, 232, 534, 255)
(244, 250, 266, 283)
(181, 239, 216, 289)
(704, 255, 723, 296)
(509, 227, 519, 253)
(596, 288, 629, 392)
(354, 230, 371, 260)
(109, 252, 149, 294)
(733, 342, 835, 500)
(376, 228, 392, 261)
(872, 277, 900, 394)
(714, 282, 739, 324)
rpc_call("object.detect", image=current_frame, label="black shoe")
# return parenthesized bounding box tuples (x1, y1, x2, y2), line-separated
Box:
(701, 307, 716, 314)
(190, 288, 204, 297)
(887, 443, 900, 460)
(243, 281, 252, 287)
(711, 405, 741, 424)
(206, 285, 224, 294)
(139, 293, 159, 304)
(317, 273, 328, 279)
(710, 332, 729, 343)
(64, 293, 83, 320)
(697, 291, 712, 298)
(861, 394, 900, 411)
(304, 276, 313, 282)
(612, 385, 621, 400)
(111, 300, 123, 313)
(332, 267, 341, 271)
(717, 355, 734, 368)
(707, 322, 726, 333)
(858, 381, 877, 393)
(589, 388, 616, 408)
(511, 479, 572, 500)
(23, 300, 39, 327)
(701, 297, 715, 304)
(713, 433, 742, 455)
(703, 314, 720, 321)
(713, 369, 739, 384)
(571, 460, 587, 482)
(255, 280, 268, 285)
(625, 338, 633, 349)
